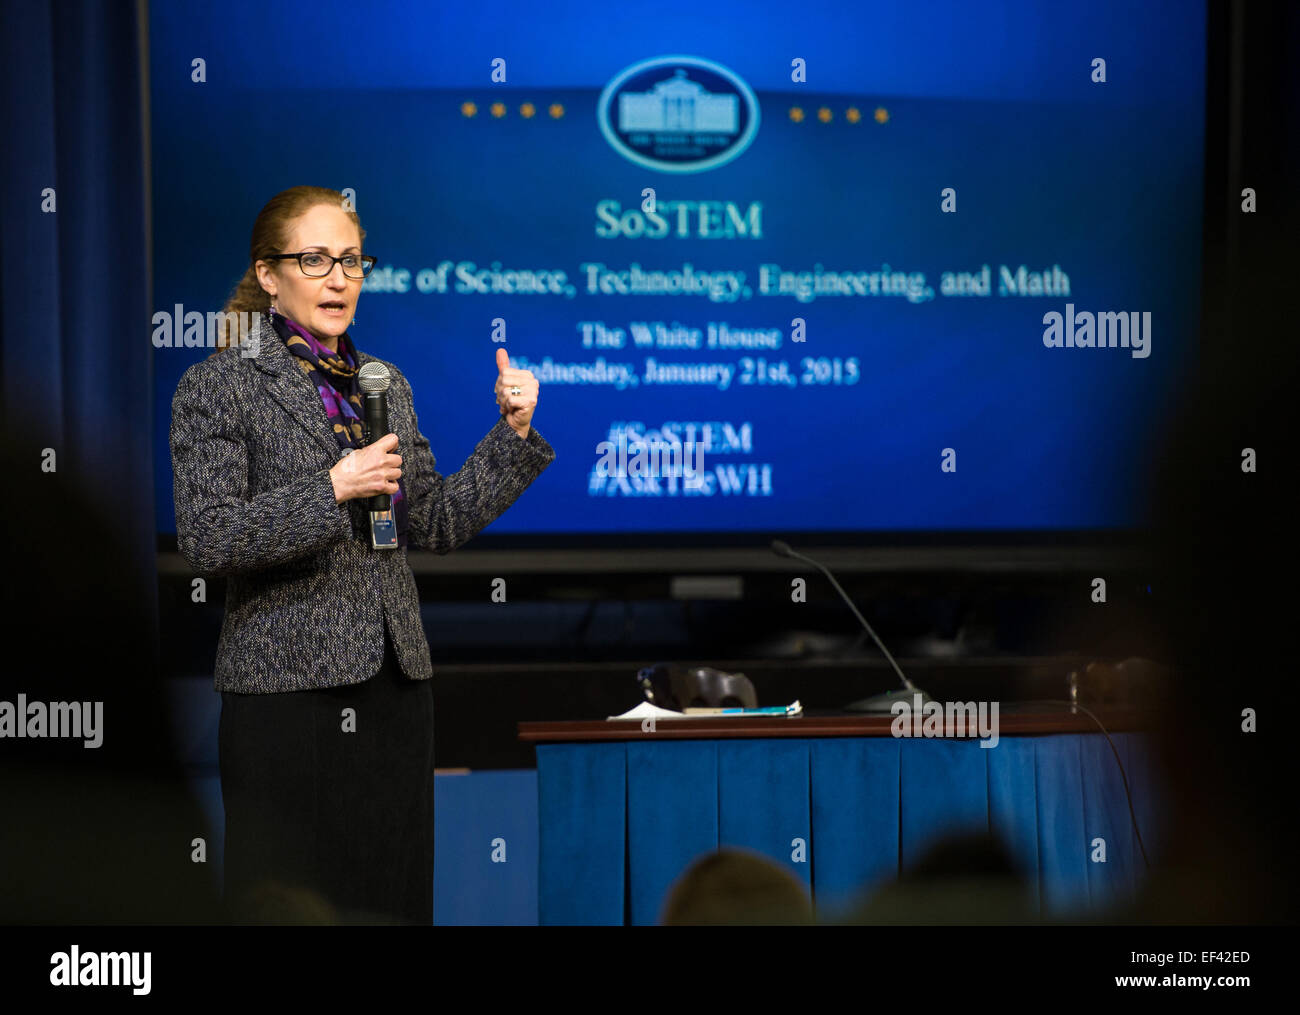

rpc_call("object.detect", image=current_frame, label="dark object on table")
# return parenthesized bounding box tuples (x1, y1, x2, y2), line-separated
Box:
(637, 664, 758, 711)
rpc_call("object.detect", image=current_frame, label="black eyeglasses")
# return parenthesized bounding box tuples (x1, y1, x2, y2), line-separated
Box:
(264, 251, 377, 278)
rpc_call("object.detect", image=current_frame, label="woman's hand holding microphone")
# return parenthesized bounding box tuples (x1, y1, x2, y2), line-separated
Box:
(329, 433, 401, 505)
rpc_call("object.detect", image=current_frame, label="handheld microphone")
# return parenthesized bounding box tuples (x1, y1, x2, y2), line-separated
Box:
(771, 539, 932, 713)
(358, 362, 398, 551)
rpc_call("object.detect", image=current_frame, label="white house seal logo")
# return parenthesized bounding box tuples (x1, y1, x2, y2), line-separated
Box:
(597, 55, 761, 174)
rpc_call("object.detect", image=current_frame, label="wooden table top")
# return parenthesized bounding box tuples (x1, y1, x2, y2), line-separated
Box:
(518, 704, 1152, 742)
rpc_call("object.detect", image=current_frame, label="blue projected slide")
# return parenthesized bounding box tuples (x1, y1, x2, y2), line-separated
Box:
(151, 0, 1206, 536)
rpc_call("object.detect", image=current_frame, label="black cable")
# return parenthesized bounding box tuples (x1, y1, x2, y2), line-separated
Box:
(1011, 698, 1151, 870)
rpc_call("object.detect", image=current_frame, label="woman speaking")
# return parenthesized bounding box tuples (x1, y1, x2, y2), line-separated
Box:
(170, 185, 554, 924)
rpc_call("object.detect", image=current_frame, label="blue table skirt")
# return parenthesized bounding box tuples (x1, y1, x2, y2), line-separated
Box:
(537, 733, 1164, 925)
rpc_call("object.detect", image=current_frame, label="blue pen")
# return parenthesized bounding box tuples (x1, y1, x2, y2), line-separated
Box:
(720, 706, 794, 715)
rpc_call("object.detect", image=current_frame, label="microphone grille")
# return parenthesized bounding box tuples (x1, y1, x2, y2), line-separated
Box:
(358, 361, 391, 394)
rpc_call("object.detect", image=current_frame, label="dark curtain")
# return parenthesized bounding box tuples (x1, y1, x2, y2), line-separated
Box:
(0, 3, 225, 923)
(0, 0, 158, 661)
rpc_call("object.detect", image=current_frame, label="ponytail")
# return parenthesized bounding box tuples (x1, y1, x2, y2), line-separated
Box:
(209, 265, 272, 356)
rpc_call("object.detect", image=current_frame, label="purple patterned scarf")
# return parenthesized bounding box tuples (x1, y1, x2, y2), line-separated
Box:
(271, 312, 409, 547)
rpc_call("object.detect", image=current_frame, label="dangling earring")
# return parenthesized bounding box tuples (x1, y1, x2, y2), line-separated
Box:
(352, 317, 357, 326)
(268, 301, 278, 323)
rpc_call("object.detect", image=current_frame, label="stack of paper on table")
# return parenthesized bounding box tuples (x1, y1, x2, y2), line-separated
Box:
(607, 700, 802, 720)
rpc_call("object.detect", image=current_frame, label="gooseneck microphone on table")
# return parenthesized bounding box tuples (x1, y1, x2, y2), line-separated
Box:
(358, 362, 398, 550)
(771, 539, 932, 713)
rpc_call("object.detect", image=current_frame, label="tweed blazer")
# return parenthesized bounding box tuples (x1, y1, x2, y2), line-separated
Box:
(170, 313, 555, 693)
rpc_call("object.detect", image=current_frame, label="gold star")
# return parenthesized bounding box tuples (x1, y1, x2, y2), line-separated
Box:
(461, 101, 478, 117)
(874, 106, 889, 124)
(548, 103, 565, 118)
(846, 107, 862, 124)
(817, 107, 832, 123)
(520, 102, 536, 118)
(789, 106, 805, 122)
(490, 102, 507, 118)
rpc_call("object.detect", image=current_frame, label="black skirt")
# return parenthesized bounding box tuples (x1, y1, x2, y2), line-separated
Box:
(218, 633, 435, 924)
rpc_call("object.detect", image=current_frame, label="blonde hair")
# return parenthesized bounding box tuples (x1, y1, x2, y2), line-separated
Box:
(210, 185, 365, 355)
